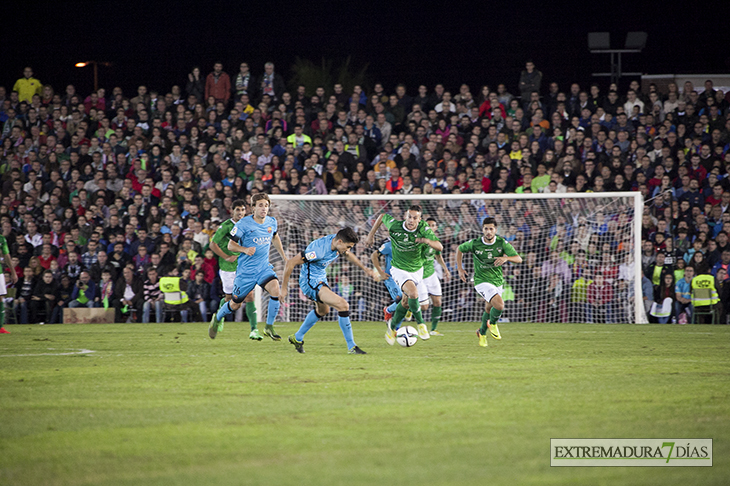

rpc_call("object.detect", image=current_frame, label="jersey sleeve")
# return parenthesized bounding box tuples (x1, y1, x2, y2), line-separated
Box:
(378, 241, 391, 256)
(302, 238, 324, 263)
(211, 224, 229, 246)
(458, 240, 474, 253)
(382, 214, 395, 230)
(229, 220, 245, 244)
(503, 240, 518, 257)
(0, 237, 8, 255)
(421, 223, 438, 241)
(271, 217, 278, 237)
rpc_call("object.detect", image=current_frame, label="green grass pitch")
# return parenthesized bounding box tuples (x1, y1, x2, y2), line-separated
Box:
(1, 321, 728, 486)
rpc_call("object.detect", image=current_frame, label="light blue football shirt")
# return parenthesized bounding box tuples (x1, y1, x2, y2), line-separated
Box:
(230, 214, 278, 272)
(300, 234, 340, 283)
(378, 240, 393, 276)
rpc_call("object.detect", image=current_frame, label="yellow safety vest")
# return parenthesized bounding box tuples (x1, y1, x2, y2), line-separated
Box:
(690, 275, 719, 306)
(159, 277, 189, 305)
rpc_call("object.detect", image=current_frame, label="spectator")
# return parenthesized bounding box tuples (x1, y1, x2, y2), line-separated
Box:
(68, 271, 96, 309)
(204, 62, 231, 105)
(30, 270, 57, 323)
(114, 267, 143, 323)
(142, 267, 163, 324)
(13, 67, 42, 103)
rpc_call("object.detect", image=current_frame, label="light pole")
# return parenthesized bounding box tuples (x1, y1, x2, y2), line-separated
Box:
(74, 61, 111, 92)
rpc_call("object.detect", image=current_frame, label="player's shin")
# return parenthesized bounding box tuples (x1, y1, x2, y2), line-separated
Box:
(245, 301, 257, 330)
(216, 301, 234, 321)
(479, 311, 489, 335)
(408, 298, 424, 324)
(391, 302, 407, 330)
(431, 306, 442, 331)
(296, 310, 321, 342)
(337, 310, 355, 349)
(489, 306, 502, 325)
(266, 297, 280, 325)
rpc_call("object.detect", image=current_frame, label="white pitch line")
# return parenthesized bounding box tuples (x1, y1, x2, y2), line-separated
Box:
(0, 349, 96, 357)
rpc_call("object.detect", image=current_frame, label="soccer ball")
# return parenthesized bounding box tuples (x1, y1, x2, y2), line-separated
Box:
(396, 326, 418, 347)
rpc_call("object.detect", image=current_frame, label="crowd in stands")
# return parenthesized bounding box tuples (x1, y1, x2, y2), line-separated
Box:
(1, 60, 728, 326)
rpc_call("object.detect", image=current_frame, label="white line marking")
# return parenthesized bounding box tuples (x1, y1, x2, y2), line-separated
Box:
(0, 349, 96, 357)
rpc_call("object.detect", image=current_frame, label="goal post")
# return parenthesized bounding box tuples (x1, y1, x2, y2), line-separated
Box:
(257, 192, 646, 325)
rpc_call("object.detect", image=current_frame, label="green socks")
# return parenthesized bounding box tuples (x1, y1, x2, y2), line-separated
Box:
(408, 298, 424, 325)
(392, 301, 408, 329)
(431, 306, 442, 331)
(479, 311, 489, 335)
(0, 301, 5, 326)
(489, 307, 502, 325)
(245, 301, 257, 330)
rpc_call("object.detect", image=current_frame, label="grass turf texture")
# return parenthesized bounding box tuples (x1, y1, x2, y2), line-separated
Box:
(0, 322, 728, 486)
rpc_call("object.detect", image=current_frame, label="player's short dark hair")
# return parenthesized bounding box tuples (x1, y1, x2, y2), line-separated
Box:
(231, 199, 245, 210)
(482, 217, 496, 226)
(426, 217, 437, 224)
(409, 204, 422, 213)
(336, 227, 359, 244)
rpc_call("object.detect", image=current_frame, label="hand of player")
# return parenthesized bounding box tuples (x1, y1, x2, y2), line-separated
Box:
(241, 247, 256, 256)
(279, 285, 288, 301)
(10, 273, 17, 284)
(443, 269, 452, 282)
(493, 257, 507, 267)
(365, 235, 374, 247)
(225, 255, 238, 263)
(365, 268, 377, 281)
(458, 268, 467, 283)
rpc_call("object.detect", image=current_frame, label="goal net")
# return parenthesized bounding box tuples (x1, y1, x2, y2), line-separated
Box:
(261, 193, 646, 325)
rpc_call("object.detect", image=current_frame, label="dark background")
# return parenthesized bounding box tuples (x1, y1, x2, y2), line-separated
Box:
(2, 1, 729, 99)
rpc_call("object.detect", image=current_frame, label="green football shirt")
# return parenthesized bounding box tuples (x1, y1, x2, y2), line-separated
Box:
(422, 245, 442, 279)
(0, 235, 9, 256)
(382, 214, 438, 273)
(458, 235, 518, 287)
(211, 219, 239, 272)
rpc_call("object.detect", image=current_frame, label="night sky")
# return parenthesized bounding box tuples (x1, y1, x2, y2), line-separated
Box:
(2, 1, 729, 99)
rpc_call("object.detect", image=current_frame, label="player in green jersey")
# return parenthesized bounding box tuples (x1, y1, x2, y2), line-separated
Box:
(457, 217, 522, 347)
(366, 205, 443, 343)
(0, 234, 18, 334)
(417, 217, 452, 336)
(208, 199, 259, 340)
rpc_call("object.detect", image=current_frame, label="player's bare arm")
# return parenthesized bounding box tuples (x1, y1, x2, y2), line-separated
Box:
(365, 214, 384, 247)
(345, 250, 376, 280)
(3, 252, 17, 283)
(493, 255, 523, 267)
(456, 247, 468, 283)
(415, 237, 443, 252)
(370, 250, 388, 281)
(210, 240, 238, 263)
(436, 253, 451, 280)
(272, 233, 288, 264)
(280, 252, 305, 300)
(227, 239, 255, 255)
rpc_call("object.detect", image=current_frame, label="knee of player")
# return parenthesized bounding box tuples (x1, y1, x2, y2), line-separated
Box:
(493, 300, 504, 311)
(335, 299, 349, 312)
(420, 304, 429, 311)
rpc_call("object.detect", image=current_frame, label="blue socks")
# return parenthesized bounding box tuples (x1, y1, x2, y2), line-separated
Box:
(267, 297, 280, 325)
(295, 310, 321, 342)
(387, 301, 398, 314)
(216, 301, 233, 321)
(338, 311, 355, 349)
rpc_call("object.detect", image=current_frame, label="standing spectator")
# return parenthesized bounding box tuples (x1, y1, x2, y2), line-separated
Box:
(142, 267, 163, 323)
(587, 273, 614, 323)
(654, 273, 676, 323)
(15, 267, 35, 324)
(205, 62, 231, 105)
(68, 271, 96, 309)
(186, 66, 204, 102)
(675, 266, 694, 324)
(187, 270, 211, 322)
(257, 62, 286, 102)
(13, 66, 42, 103)
(518, 60, 542, 107)
(114, 267, 143, 323)
(30, 270, 57, 323)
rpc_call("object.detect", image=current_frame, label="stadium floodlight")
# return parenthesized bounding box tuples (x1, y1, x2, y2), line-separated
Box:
(589, 31, 646, 84)
(263, 193, 647, 325)
(74, 60, 111, 92)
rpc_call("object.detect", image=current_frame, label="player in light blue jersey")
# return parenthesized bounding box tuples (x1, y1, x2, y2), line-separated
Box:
(281, 227, 375, 354)
(209, 194, 288, 341)
(371, 240, 404, 325)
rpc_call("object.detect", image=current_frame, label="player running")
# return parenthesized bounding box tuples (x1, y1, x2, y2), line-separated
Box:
(0, 233, 18, 334)
(366, 205, 443, 344)
(282, 228, 374, 355)
(418, 217, 452, 336)
(456, 217, 522, 347)
(209, 193, 288, 340)
(208, 199, 260, 340)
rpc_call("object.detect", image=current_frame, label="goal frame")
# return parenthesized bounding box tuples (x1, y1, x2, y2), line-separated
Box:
(257, 192, 645, 324)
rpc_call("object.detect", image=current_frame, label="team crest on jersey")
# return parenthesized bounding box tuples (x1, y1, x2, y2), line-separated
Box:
(306, 251, 317, 261)
(229, 227, 237, 237)
(267, 226, 272, 233)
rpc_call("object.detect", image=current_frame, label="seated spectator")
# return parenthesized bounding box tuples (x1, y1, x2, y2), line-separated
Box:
(68, 271, 97, 309)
